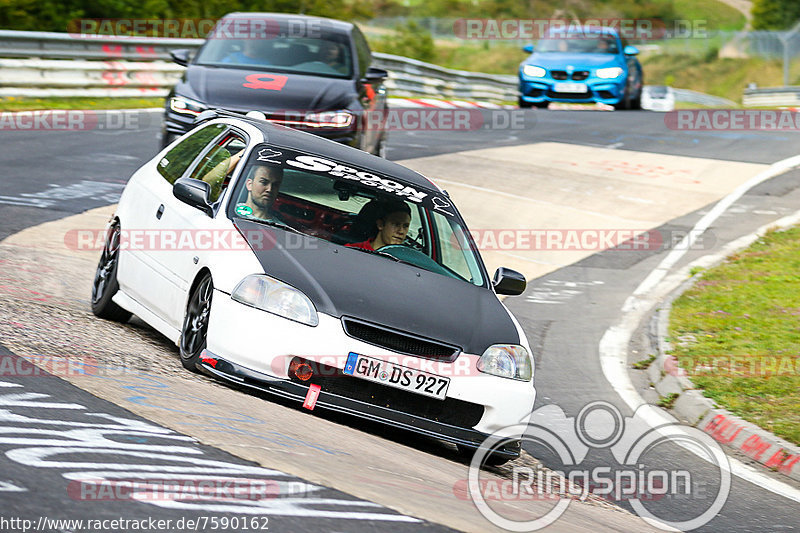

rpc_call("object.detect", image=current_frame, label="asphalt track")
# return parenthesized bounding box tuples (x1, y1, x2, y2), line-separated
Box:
(1, 107, 799, 531)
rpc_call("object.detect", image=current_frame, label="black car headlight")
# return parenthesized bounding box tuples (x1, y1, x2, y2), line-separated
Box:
(303, 110, 354, 128)
(169, 96, 207, 116)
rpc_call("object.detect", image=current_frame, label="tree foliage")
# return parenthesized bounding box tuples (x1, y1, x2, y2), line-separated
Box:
(751, 0, 800, 30)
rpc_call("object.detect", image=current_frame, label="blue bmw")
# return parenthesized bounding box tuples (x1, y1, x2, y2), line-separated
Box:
(518, 27, 643, 110)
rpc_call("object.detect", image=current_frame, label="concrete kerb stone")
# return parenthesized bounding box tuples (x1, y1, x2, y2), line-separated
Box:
(641, 221, 800, 483)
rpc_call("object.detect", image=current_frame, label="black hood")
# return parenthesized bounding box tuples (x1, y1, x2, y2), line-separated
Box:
(179, 66, 354, 113)
(234, 219, 521, 355)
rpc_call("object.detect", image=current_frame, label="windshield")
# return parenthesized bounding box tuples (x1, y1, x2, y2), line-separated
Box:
(195, 32, 353, 79)
(227, 145, 487, 287)
(537, 36, 618, 54)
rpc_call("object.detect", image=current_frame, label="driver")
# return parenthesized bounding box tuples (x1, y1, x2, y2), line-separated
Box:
(347, 200, 411, 251)
(235, 163, 284, 221)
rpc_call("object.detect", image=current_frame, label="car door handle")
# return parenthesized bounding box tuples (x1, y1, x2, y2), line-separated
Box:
(156, 204, 164, 220)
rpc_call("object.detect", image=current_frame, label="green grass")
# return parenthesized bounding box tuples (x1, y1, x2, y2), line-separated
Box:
(0, 97, 165, 111)
(632, 354, 657, 370)
(658, 393, 680, 409)
(642, 54, 787, 104)
(672, 0, 747, 31)
(669, 226, 800, 446)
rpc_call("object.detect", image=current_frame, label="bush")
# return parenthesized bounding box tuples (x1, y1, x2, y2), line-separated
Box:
(373, 20, 435, 63)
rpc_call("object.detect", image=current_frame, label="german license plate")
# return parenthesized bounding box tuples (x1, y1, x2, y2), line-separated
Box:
(343, 352, 450, 400)
(554, 82, 588, 93)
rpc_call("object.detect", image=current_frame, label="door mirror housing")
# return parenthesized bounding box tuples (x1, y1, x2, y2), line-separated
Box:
(523, 44, 534, 53)
(624, 45, 639, 56)
(493, 267, 527, 296)
(173, 177, 213, 216)
(361, 66, 388, 83)
(170, 49, 191, 66)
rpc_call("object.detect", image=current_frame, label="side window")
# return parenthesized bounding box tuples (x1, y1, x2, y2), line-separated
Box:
(352, 27, 371, 78)
(188, 133, 247, 202)
(157, 124, 226, 184)
(432, 212, 483, 285)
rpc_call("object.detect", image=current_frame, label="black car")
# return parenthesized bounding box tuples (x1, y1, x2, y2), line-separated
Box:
(162, 12, 388, 155)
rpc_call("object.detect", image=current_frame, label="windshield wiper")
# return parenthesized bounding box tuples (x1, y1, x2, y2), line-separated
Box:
(241, 217, 310, 238)
(349, 246, 420, 268)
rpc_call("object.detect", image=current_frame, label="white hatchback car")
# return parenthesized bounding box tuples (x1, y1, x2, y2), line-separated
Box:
(91, 111, 535, 464)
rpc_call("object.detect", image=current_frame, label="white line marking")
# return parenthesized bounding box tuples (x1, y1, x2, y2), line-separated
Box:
(599, 153, 800, 504)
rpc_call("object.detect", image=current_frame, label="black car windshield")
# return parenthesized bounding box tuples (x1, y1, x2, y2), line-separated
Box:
(227, 145, 487, 287)
(537, 36, 618, 54)
(195, 32, 353, 79)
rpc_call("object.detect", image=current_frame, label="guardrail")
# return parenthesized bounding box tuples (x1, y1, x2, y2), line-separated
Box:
(0, 29, 740, 106)
(743, 86, 800, 107)
(0, 30, 517, 102)
(670, 88, 737, 108)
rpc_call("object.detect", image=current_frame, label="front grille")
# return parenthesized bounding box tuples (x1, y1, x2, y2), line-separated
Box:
(597, 90, 614, 99)
(342, 317, 460, 361)
(289, 358, 484, 428)
(524, 88, 543, 97)
(551, 70, 569, 80)
(572, 71, 589, 81)
(547, 90, 592, 100)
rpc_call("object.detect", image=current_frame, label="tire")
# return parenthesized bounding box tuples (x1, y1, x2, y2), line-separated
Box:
(533, 101, 549, 109)
(518, 97, 532, 109)
(630, 90, 642, 110)
(614, 85, 631, 110)
(179, 273, 213, 372)
(91, 220, 132, 322)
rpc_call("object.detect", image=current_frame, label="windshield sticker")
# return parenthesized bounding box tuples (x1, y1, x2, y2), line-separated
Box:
(235, 204, 253, 216)
(431, 196, 455, 216)
(257, 148, 282, 164)
(286, 155, 429, 204)
(243, 74, 288, 91)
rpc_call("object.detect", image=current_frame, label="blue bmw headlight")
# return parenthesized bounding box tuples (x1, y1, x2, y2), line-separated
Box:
(522, 65, 546, 78)
(596, 67, 623, 79)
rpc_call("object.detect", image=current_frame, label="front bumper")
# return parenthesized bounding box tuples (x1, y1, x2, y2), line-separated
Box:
(163, 108, 358, 147)
(519, 77, 626, 105)
(204, 290, 536, 454)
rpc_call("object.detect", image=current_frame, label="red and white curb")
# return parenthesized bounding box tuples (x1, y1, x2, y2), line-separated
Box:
(387, 97, 614, 111)
(651, 292, 800, 483)
(387, 97, 514, 109)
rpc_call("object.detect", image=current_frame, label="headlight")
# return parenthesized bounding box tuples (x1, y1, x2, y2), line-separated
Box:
(522, 65, 546, 78)
(231, 275, 319, 326)
(596, 67, 623, 79)
(169, 96, 207, 116)
(477, 344, 532, 381)
(303, 110, 354, 128)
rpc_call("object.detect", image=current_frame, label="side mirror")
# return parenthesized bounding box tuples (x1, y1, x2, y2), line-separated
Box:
(170, 49, 191, 66)
(523, 44, 534, 54)
(624, 45, 639, 56)
(493, 267, 526, 296)
(361, 66, 388, 83)
(173, 177, 213, 216)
